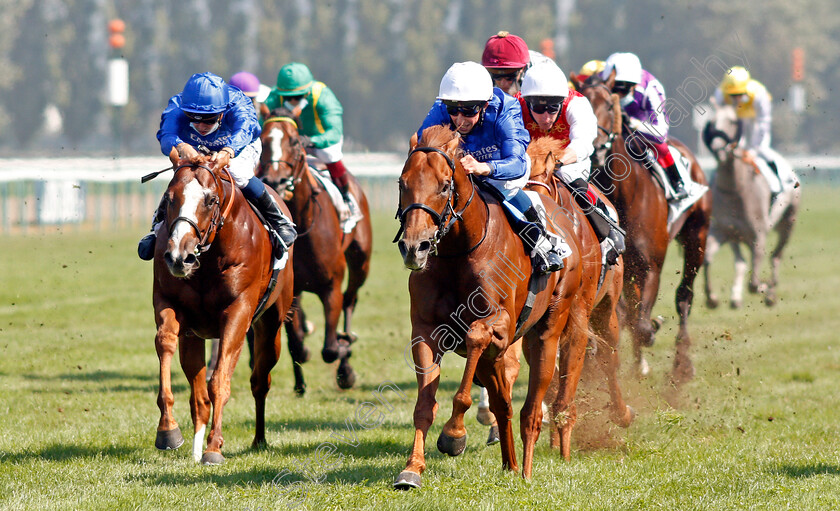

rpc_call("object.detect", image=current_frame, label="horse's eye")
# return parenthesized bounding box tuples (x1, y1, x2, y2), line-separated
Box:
(204, 195, 216, 208)
(440, 181, 451, 195)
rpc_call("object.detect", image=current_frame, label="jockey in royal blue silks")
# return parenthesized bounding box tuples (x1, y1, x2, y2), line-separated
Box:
(137, 71, 297, 261)
(417, 61, 564, 274)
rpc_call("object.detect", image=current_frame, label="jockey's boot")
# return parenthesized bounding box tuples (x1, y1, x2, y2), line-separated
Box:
(137, 198, 166, 261)
(663, 163, 689, 201)
(568, 178, 624, 266)
(251, 189, 297, 258)
(522, 206, 564, 274)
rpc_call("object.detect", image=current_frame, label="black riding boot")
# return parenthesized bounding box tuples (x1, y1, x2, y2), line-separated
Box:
(568, 179, 624, 266)
(521, 206, 564, 274)
(137, 198, 166, 261)
(252, 189, 297, 258)
(663, 163, 688, 200)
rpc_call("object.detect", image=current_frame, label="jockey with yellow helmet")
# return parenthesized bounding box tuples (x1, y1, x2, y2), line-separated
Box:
(714, 66, 798, 194)
(519, 62, 624, 266)
(417, 61, 565, 274)
(138, 72, 297, 261)
(571, 60, 605, 86)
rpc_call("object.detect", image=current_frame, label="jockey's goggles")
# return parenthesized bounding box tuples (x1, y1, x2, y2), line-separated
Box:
(184, 112, 222, 125)
(528, 102, 562, 115)
(445, 102, 483, 117)
(612, 81, 635, 95)
(488, 70, 519, 82)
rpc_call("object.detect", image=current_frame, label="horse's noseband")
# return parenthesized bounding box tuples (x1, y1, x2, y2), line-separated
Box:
(168, 163, 232, 261)
(393, 146, 476, 254)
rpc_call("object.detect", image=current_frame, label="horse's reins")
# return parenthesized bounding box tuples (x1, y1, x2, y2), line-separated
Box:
(393, 146, 488, 257)
(261, 117, 324, 238)
(168, 163, 234, 259)
(580, 82, 620, 159)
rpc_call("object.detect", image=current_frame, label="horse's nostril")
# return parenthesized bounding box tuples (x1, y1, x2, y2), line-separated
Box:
(418, 240, 432, 253)
(397, 240, 408, 258)
(164, 252, 175, 266)
(184, 253, 197, 266)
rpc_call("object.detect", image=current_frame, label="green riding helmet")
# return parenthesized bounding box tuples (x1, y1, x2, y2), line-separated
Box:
(274, 62, 315, 96)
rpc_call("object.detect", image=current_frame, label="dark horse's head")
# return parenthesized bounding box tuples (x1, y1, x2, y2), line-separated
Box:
(257, 108, 306, 196)
(396, 126, 464, 271)
(702, 103, 742, 164)
(160, 158, 227, 279)
(577, 78, 624, 171)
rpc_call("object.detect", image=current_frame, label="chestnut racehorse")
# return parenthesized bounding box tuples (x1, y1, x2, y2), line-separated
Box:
(393, 125, 596, 489)
(257, 111, 372, 391)
(526, 136, 634, 442)
(152, 158, 294, 465)
(576, 78, 711, 384)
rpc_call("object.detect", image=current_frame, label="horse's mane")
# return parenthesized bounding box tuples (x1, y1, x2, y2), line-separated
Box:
(526, 136, 564, 178)
(267, 106, 297, 121)
(417, 125, 464, 159)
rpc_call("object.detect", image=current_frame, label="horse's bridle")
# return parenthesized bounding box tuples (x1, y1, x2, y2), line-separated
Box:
(167, 163, 234, 259)
(393, 146, 484, 256)
(261, 116, 307, 194)
(580, 82, 620, 169)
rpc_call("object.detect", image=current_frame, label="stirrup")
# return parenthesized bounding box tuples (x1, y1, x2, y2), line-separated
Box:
(670, 184, 689, 201)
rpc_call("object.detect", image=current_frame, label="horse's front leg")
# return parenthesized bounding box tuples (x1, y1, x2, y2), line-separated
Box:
(478, 344, 519, 472)
(703, 232, 722, 309)
(730, 242, 747, 308)
(438, 321, 495, 459)
(321, 281, 356, 389)
(203, 301, 251, 465)
(154, 305, 185, 451)
(178, 331, 211, 462)
(394, 337, 442, 490)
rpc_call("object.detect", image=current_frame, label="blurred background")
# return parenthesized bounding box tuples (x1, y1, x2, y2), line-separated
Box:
(2, 0, 837, 155)
(0, 0, 837, 232)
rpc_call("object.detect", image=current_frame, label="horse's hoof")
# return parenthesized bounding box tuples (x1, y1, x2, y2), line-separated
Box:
(486, 425, 500, 446)
(764, 294, 777, 307)
(748, 282, 760, 294)
(476, 406, 495, 426)
(337, 331, 359, 344)
(730, 300, 742, 310)
(155, 427, 184, 450)
(437, 431, 467, 456)
(200, 451, 225, 465)
(294, 382, 307, 396)
(393, 471, 422, 490)
(322, 344, 351, 364)
(613, 405, 635, 428)
(336, 366, 356, 389)
(251, 438, 268, 450)
(706, 297, 720, 309)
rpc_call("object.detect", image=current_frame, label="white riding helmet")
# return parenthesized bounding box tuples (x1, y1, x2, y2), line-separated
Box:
(437, 61, 494, 102)
(600, 52, 643, 84)
(521, 62, 569, 98)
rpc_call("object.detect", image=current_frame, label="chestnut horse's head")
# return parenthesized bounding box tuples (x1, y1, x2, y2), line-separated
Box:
(161, 159, 229, 278)
(577, 81, 623, 170)
(396, 125, 464, 270)
(257, 108, 306, 198)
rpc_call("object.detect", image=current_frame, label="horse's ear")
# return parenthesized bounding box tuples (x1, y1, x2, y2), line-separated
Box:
(570, 76, 582, 92)
(443, 133, 461, 155)
(544, 152, 556, 177)
(259, 103, 270, 119)
(409, 132, 418, 153)
(604, 68, 616, 91)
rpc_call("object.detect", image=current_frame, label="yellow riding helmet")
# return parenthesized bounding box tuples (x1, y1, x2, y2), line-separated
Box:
(721, 66, 751, 95)
(578, 60, 605, 79)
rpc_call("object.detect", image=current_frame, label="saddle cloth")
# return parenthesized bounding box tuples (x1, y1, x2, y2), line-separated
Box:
(309, 168, 363, 233)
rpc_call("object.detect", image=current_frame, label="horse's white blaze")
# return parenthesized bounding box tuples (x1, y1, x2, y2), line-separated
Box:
(170, 179, 209, 255)
(269, 126, 284, 163)
(193, 424, 206, 462)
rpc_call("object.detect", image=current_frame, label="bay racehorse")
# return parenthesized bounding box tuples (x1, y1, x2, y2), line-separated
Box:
(257, 110, 372, 392)
(151, 157, 294, 465)
(393, 125, 597, 488)
(701, 104, 800, 308)
(526, 136, 634, 442)
(576, 77, 711, 384)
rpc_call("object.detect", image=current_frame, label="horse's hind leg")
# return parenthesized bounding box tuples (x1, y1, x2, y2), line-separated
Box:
(154, 307, 185, 451)
(748, 231, 768, 295)
(321, 283, 356, 389)
(285, 297, 309, 396)
(673, 216, 707, 385)
(703, 232, 722, 309)
(591, 302, 634, 428)
(730, 243, 747, 308)
(766, 205, 798, 306)
(251, 307, 283, 449)
(341, 237, 371, 338)
(550, 327, 588, 463)
(178, 332, 211, 462)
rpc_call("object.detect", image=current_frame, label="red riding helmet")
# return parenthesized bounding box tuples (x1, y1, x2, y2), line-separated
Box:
(481, 31, 530, 69)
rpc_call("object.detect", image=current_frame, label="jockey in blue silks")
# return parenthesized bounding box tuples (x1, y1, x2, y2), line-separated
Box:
(138, 72, 296, 261)
(417, 61, 564, 274)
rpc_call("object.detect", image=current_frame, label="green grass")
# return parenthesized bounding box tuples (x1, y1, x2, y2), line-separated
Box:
(1, 188, 839, 510)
